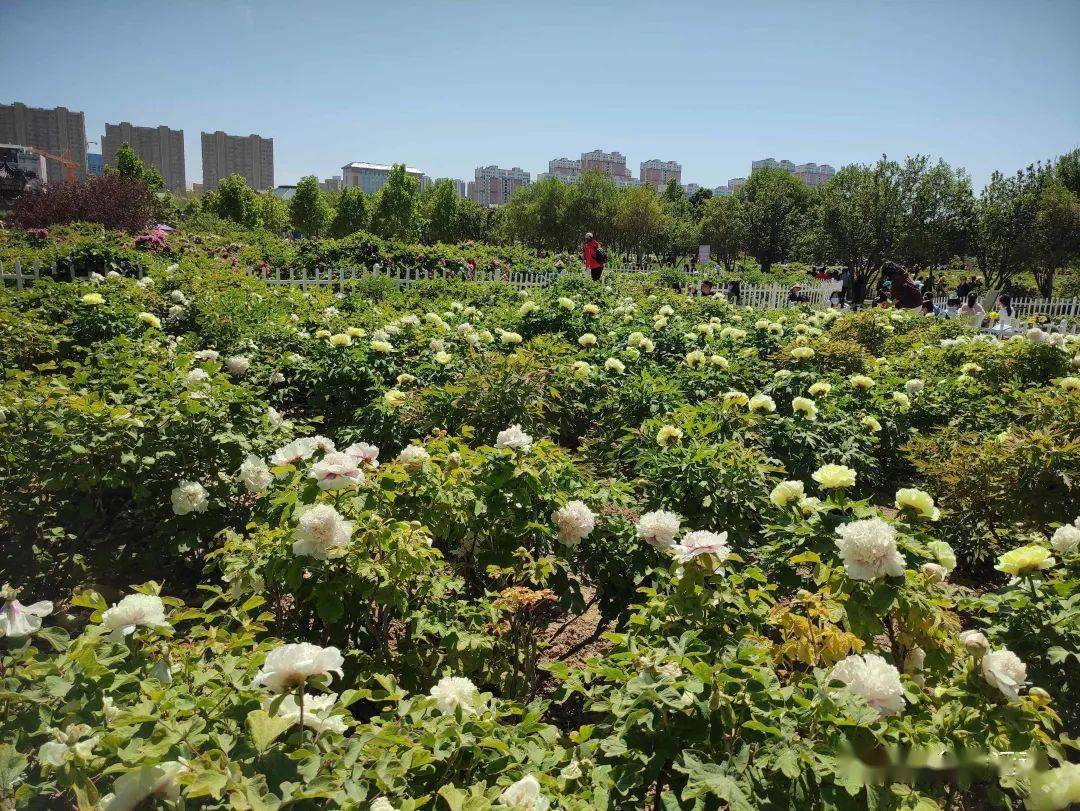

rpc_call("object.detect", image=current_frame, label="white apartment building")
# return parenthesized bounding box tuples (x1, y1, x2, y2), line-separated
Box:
(342, 162, 428, 195)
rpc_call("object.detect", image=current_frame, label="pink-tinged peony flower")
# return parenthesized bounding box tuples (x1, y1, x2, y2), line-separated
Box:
(309, 452, 364, 490)
(670, 530, 730, 572)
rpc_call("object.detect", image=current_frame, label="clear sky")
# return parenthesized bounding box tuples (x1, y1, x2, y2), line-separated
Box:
(4, 0, 1078, 191)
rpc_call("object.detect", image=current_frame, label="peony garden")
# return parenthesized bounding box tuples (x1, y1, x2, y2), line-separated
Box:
(1, 221, 1080, 810)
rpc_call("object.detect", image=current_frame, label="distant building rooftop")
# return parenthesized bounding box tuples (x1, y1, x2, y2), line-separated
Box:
(342, 162, 423, 174)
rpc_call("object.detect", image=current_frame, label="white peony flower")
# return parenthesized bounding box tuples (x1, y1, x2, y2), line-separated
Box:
(830, 653, 906, 717)
(959, 629, 990, 655)
(238, 455, 272, 494)
(671, 530, 731, 572)
(101, 594, 169, 638)
(496, 424, 533, 452)
(834, 518, 906, 580)
(981, 648, 1027, 700)
(262, 692, 347, 735)
(429, 675, 481, 714)
(254, 642, 344, 693)
(0, 596, 53, 638)
(1051, 523, 1080, 554)
(904, 378, 924, 395)
(170, 480, 208, 515)
(270, 437, 320, 466)
(225, 355, 250, 376)
(397, 444, 430, 469)
(498, 774, 550, 811)
(344, 442, 380, 467)
(193, 349, 219, 362)
(309, 451, 364, 490)
(183, 368, 210, 389)
(551, 501, 597, 545)
(636, 510, 681, 549)
(809, 381, 832, 397)
(292, 504, 352, 559)
(267, 406, 285, 428)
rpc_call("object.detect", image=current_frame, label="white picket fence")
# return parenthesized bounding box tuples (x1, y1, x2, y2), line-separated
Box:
(3, 257, 1077, 330)
(260, 264, 558, 291)
(0, 258, 144, 288)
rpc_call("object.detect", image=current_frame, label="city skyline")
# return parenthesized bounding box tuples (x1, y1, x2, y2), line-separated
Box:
(2, 0, 1078, 192)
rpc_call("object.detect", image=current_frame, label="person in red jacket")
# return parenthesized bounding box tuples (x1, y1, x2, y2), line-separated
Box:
(583, 232, 605, 282)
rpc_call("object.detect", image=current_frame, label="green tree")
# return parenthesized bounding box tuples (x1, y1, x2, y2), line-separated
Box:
(563, 170, 617, 250)
(110, 142, 164, 193)
(813, 158, 904, 301)
(896, 155, 974, 270)
(739, 168, 810, 271)
(613, 184, 665, 265)
(688, 186, 713, 219)
(457, 198, 493, 242)
(974, 168, 1041, 291)
(212, 174, 260, 228)
(329, 186, 368, 238)
(501, 177, 569, 251)
(259, 192, 290, 233)
(290, 176, 330, 237)
(370, 164, 421, 241)
(422, 179, 460, 244)
(1033, 179, 1080, 297)
(698, 195, 746, 271)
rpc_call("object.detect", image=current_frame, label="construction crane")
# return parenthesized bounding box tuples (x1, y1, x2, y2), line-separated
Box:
(30, 147, 80, 183)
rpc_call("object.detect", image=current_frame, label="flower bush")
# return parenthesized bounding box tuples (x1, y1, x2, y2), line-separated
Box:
(1, 237, 1078, 809)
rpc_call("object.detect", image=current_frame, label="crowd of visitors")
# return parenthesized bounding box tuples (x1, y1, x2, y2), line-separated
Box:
(582, 235, 1028, 334)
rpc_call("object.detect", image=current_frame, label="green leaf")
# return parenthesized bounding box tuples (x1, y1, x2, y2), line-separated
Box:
(247, 709, 293, 754)
(438, 784, 466, 811)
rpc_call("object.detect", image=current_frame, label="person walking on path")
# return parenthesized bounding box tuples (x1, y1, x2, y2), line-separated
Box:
(583, 232, 606, 282)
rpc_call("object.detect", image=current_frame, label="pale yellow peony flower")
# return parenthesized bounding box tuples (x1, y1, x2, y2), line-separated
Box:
(995, 545, 1055, 577)
(656, 425, 683, 447)
(812, 463, 857, 489)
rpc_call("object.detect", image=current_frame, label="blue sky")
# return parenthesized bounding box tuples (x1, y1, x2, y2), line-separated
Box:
(4, 0, 1078, 190)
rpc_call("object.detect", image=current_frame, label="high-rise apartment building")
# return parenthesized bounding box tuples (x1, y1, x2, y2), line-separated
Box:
(581, 149, 630, 179)
(87, 153, 104, 177)
(751, 158, 835, 187)
(341, 162, 426, 195)
(541, 151, 641, 187)
(714, 177, 747, 196)
(541, 157, 582, 184)
(434, 178, 468, 198)
(752, 158, 797, 174)
(102, 121, 186, 193)
(320, 176, 342, 193)
(201, 130, 274, 191)
(0, 102, 87, 181)
(467, 165, 530, 207)
(793, 162, 836, 187)
(641, 159, 681, 190)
